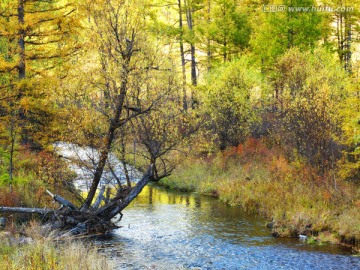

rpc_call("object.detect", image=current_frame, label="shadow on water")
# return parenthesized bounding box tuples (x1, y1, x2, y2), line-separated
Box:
(98, 185, 360, 270)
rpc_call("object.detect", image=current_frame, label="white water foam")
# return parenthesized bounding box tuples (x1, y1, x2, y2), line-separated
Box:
(53, 142, 140, 191)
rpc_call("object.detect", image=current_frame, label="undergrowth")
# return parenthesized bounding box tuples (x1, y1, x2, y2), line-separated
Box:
(160, 138, 360, 251)
(0, 222, 112, 270)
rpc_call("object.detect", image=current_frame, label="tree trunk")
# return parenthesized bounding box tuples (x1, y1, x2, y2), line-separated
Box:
(92, 185, 106, 210)
(119, 131, 132, 188)
(184, 0, 197, 108)
(82, 61, 130, 210)
(185, 3, 197, 87)
(206, 0, 212, 71)
(0, 207, 54, 215)
(190, 44, 197, 87)
(95, 165, 154, 220)
(344, 18, 352, 73)
(17, 0, 30, 146)
(178, 0, 188, 111)
(9, 118, 15, 190)
(17, 0, 25, 81)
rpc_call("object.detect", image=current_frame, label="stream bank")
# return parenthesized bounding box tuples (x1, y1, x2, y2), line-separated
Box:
(158, 153, 360, 253)
(100, 185, 360, 269)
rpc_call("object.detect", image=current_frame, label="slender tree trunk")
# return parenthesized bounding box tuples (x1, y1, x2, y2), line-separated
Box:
(184, 0, 197, 108)
(190, 44, 196, 86)
(186, 17, 197, 86)
(337, 13, 344, 63)
(286, 8, 294, 49)
(178, 0, 187, 111)
(17, 0, 25, 81)
(344, 18, 352, 73)
(221, 6, 226, 62)
(9, 117, 15, 191)
(122, 161, 131, 187)
(17, 0, 30, 146)
(82, 62, 130, 210)
(101, 48, 111, 108)
(82, 144, 111, 209)
(336, 12, 352, 72)
(207, 41, 211, 71)
(223, 37, 227, 63)
(206, 0, 212, 71)
(119, 130, 132, 187)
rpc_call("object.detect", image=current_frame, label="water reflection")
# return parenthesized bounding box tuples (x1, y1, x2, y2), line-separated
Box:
(99, 185, 360, 270)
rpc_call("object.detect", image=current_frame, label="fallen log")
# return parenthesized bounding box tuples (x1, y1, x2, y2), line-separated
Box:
(46, 190, 77, 210)
(0, 207, 54, 215)
(0, 164, 160, 235)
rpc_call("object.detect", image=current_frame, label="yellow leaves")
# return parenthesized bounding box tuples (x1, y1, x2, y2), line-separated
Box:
(270, 48, 350, 169)
(19, 96, 31, 113)
(0, 60, 17, 72)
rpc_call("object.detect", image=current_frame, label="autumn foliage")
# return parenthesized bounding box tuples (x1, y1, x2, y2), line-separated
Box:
(0, 0, 359, 251)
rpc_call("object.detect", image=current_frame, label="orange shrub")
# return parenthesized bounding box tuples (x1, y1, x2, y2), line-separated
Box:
(0, 188, 21, 207)
(267, 155, 292, 180)
(222, 138, 274, 166)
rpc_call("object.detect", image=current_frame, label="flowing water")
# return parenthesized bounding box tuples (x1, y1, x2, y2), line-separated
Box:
(53, 142, 360, 269)
(98, 185, 360, 270)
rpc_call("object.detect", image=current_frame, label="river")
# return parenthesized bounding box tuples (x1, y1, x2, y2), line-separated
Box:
(97, 185, 360, 270)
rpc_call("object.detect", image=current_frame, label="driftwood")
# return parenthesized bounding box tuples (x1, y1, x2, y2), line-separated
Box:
(0, 207, 54, 215)
(0, 165, 156, 235)
(46, 190, 77, 210)
(92, 185, 107, 210)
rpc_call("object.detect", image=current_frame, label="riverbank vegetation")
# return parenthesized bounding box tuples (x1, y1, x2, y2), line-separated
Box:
(0, 0, 359, 259)
(0, 222, 111, 270)
(161, 137, 360, 250)
(1, 238, 111, 270)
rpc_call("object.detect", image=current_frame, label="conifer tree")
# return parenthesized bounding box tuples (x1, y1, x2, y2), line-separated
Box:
(324, 0, 360, 72)
(0, 0, 80, 183)
(251, 0, 325, 70)
(197, 0, 251, 64)
(0, 0, 80, 147)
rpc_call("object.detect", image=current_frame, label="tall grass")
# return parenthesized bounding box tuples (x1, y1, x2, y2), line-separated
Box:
(160, 138, 360, 250)
(1, 240, 112, 270)
(0, 222, 112, 270)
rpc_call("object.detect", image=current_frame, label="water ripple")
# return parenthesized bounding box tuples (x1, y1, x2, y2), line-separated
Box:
(97, 186, 360, 270)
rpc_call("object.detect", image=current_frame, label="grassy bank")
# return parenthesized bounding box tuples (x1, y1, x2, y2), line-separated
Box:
(0, 223, 112, 270)
(160, 139, 360, 251)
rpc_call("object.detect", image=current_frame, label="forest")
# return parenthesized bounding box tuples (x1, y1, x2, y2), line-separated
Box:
(0, 0, 359, 268)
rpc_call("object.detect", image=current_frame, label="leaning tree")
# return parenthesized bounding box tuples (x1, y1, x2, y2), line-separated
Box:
(0, 0, 194, 235)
